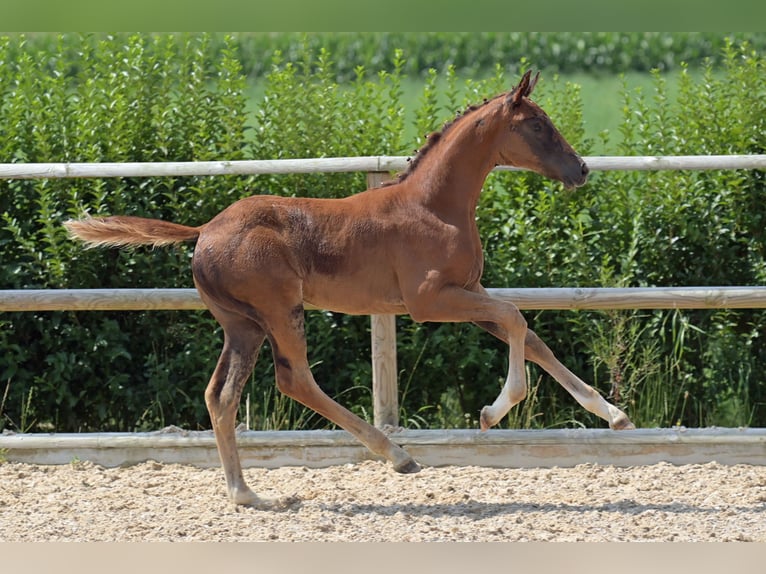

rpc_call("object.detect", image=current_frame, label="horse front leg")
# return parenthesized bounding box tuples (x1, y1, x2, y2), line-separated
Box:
(477, 310, 528, 431)
(523, 329, 635, 429)
(405, 285, 530, 431)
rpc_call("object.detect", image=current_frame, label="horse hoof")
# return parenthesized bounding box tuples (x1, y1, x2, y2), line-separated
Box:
(610, 414, 636, 430)
(479, 406, 493, 431)
(394, 458, 421, 474)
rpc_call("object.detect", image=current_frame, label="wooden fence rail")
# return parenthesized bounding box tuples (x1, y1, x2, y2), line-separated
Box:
(2, 155, 766, 429)
(4, 286, 766, 313)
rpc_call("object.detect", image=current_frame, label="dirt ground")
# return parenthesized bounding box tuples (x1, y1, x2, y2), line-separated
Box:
(1, 459, 765, 542)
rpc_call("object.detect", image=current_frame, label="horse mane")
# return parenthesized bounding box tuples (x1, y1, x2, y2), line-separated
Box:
(382, 93, 505, 187)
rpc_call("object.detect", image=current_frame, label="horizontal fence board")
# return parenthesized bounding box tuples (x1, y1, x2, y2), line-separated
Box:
(4, 286, 766, 312)
(0, 288, 318, 311)
(579, 154, 766, 172)
(0, 288, 205, 312)
(489, 286, 766, 310)
(0, 157, 398, 179)
(2, 428, 765, 468)
(0, 154, 764, 180)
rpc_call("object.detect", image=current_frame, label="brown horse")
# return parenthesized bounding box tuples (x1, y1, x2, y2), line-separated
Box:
(65, 71, 634, 509)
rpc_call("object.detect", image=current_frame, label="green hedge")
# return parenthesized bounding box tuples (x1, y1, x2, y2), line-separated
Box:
(6, 32, 766, 81)
(0, 34, 254, 431)
(1, 34, 764, 432)
(230, 32, 766, 79)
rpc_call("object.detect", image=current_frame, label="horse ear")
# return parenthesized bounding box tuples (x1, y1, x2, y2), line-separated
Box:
(526, 71, 540, 97)
(507, 69, 533, 108)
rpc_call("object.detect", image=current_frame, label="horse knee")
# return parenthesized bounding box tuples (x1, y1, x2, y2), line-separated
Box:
(506, 308, 528, 334)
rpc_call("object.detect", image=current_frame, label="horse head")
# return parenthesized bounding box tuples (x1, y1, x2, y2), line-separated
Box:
(498, 70, 589, 189)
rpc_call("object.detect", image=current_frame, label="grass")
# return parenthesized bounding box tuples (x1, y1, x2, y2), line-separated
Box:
(1, 380, 37, 433)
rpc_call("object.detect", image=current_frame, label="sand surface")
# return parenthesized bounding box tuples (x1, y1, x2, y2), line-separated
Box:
(2, 459, 765, 541)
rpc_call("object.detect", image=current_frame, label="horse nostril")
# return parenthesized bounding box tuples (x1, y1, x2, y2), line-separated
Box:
(581, 162, 590, 177)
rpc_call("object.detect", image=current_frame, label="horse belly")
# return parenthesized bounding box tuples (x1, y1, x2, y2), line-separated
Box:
(302, 273, 405, 315)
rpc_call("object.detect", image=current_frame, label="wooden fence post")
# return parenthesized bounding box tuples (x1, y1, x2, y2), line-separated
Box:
(366, 172, 399, 429)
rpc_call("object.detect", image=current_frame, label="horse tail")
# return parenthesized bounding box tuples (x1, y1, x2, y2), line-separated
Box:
(64, 215, 201, 249)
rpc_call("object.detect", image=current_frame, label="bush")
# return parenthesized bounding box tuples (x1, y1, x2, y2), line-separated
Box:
(0, 34, 253, 431)
(1, 34, 764, 432)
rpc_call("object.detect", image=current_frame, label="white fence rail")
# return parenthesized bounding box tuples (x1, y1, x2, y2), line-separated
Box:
(1, 154, 765, 179)
(2, 155, 766, 430)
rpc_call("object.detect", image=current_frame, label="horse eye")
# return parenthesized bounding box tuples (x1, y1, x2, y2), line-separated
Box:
(532, 120, 543, 132)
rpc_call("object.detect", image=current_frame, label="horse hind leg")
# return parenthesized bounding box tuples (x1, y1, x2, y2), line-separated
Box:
(204, 311, 299, 509)
(269, 304, 421, 474)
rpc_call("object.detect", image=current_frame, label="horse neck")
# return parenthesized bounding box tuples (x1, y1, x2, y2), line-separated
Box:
(403, 106, 503, 221)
